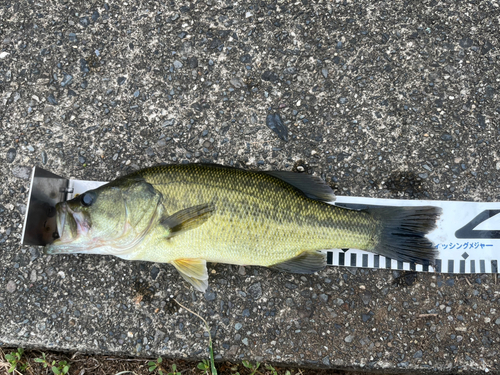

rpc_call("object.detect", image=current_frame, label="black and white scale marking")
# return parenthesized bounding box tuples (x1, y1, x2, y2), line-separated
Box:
(324, 249, 498, 274)
(323, 196, 500, 274)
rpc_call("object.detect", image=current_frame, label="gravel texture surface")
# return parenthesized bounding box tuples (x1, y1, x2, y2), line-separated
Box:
(1, 0, 499, 373)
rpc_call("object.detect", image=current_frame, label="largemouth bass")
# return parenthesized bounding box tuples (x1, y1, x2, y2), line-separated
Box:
(46, 164, 441, 291)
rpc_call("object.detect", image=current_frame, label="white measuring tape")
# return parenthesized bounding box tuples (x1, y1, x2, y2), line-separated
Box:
(328, 196, 500, 274)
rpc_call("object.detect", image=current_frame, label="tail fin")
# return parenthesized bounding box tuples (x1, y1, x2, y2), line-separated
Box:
(366, 206, 441, 264)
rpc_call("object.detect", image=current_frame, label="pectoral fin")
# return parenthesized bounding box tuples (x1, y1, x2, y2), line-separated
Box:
(270, 251, 326, 274)
(171, 258, 209, 292)
(161, 203, 214, 238)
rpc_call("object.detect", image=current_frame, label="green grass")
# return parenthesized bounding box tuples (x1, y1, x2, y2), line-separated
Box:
(0, 344, 326, 375)
(34, 353, 70, 374)
(4, 348, 28, 374)
(173, 298, 218, 375)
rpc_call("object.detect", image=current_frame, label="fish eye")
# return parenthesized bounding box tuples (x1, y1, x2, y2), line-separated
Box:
(81, 192, 96, 207)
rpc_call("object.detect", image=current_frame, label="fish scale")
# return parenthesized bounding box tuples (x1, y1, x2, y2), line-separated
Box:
(127, 164, 377, 264)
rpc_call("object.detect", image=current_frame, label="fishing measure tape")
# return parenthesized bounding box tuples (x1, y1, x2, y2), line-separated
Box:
(330, 196, 500, 274)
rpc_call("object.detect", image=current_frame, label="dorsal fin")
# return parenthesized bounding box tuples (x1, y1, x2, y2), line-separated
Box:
(263, 171, 336, 202)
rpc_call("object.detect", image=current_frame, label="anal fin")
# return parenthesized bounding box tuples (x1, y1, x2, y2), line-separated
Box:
(270, 251, 326, 274)
(171, 258, 209, 292)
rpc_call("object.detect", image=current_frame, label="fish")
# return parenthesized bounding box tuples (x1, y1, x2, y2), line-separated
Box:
(45, 163, 441, 292)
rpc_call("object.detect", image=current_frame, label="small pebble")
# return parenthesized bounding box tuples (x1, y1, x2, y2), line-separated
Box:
(79, 17, 90, 27)
(12, 166, 31, 179)
(441, 133, 452, 141)
(247, 282, 262, 300)
(47, 94, 58, 105)
(261, 71, 278, 82)
(240, 54, 252, 64)
(6, 280, 16, 293)
(230, 77, 244, 88)
(150, 266, 159, 280)
(266, 113, 288, 141)
(361, 314, 372, 322)
(6, 148, 16, 163)
(204, 290, 216, 301)
(80, 58, 89, 73)
(361, 293, 371, 305)
(188, 57, 198, 68)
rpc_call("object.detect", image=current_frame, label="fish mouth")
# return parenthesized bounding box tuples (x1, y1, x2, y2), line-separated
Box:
(45, 203, 90, 254)
(54, 202, 77, 243)
(53, 202, 89, 244)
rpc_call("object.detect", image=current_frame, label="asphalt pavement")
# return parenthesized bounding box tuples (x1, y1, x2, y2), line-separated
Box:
(1, 0, 499, 373)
